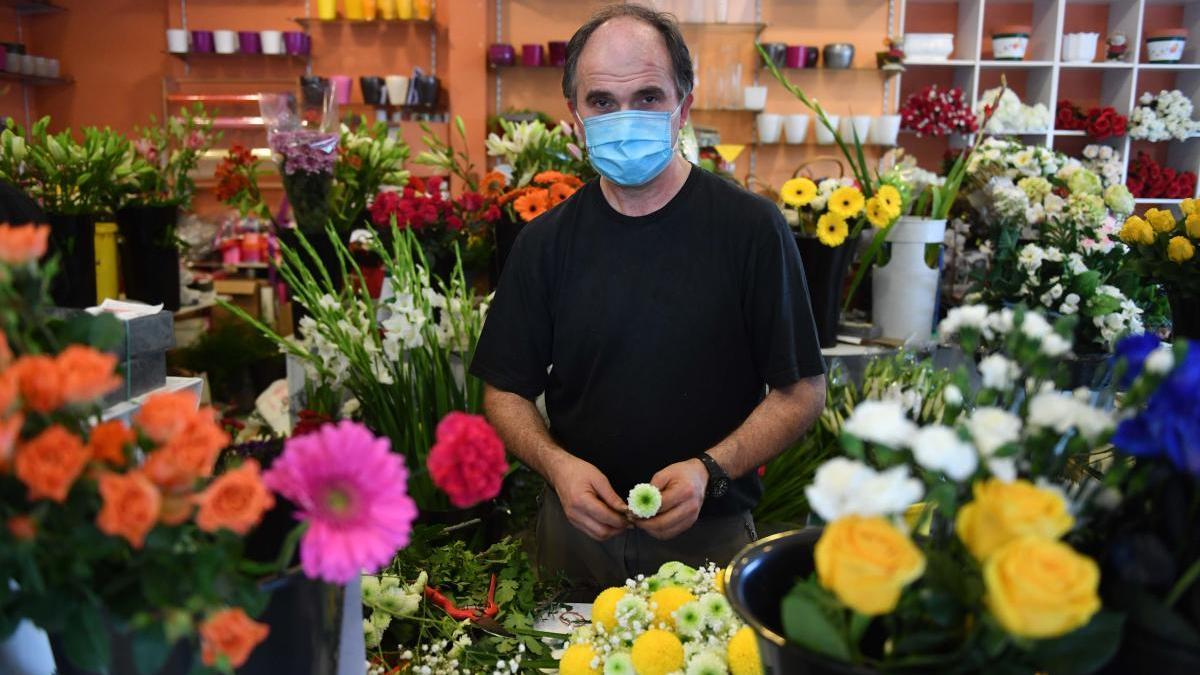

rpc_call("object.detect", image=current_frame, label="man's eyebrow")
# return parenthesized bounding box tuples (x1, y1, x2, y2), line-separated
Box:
(633, 85, 667, 98)
(585, 89, 614, 101)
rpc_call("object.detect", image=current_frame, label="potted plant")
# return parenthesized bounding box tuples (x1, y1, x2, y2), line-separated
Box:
(120, 103, 219, 310)
(1117, 199, 1200, 339)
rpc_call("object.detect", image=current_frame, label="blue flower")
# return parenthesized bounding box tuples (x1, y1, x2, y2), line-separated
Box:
(1113, 346, 1200, 477)
(1114, 334, 1162, 386)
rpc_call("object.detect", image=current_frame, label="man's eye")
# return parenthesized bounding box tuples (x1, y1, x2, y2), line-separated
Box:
(642, 96, 659, 105)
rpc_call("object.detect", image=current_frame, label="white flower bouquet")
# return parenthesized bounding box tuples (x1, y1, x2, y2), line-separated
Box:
(1129, 90, 1200, 142)
(976, 87, 1052, 134)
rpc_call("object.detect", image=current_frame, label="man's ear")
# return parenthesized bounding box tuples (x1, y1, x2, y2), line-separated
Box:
(679, 91, 695, 127)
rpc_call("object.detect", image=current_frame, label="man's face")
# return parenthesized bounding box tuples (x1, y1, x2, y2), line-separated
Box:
(569, 17, 691, 133)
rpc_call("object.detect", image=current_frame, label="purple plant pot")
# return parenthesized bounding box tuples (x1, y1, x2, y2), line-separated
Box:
(522, 43, 545, 67)
(191, 30, 215, 54)
(804, 46, 820, 68)
(300, 33, 312, 55)
(283, 31, 306, 55)
(786, 45, 804, 68)
(330, 75, 352, 105)
(548, 40, 567, 67)
(239, 31, 262, 54)
(0, 46, 6, 73)
(487, 43, 516, 67)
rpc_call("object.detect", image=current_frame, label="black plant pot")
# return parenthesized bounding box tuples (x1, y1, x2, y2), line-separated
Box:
(794, 235, 855, 349)
(1169, 292, 1199, 341)
(1065, 351, 1114, 390)
(116, 204, 182, 310)
(1099, 626, 1200, 675)
(726, 528, 880, 675)
(359, 76, 387, 106)
(237, 575, 346, 675)
(50, 625, 194, 675)
(44, 212, 98, 308)
(278, 228, 344, 335)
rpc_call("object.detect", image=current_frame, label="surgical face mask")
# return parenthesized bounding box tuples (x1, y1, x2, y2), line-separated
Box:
(579, 102, 682, 187)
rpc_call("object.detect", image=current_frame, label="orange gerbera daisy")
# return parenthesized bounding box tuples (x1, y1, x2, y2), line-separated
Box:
(498, 186, 535, 206)
(56, 345, 122, 406)
(0, 223, 50, 265)
(548, 182, 577, 207)
(558, 174, 584, 189)
(15, 425, 90, 502)
(88, 419, 135, 467)
(480, 170, 507, 198)
(513, 189, 551, 222)
(533, 170, 568, 185)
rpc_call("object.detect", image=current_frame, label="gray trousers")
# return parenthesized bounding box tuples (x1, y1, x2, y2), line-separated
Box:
(535, 490, 757, 598)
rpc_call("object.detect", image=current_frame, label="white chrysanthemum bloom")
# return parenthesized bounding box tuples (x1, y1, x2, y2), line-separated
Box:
(1146, 345, 1176, 374)
(700, 593, 733, 624)
(966, 407, 1023, 458)
(628, 483, 663, 519)
(616, 594, 650, 623)
(604, 652, 635, 675)
(943, 384, 964, 407)
(843, 400, 919, 448)
(686, 651, 729, 675)
(979, 354, 1020, 391)
(988, 307, 1015, 336)
(1041, 332, 1072, 358)
(938, 304, 991, 341)
(911, 425, 978, 481)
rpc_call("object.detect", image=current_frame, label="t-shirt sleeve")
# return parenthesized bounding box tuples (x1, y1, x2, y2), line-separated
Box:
(744, 210, 826, 388)
(468, 227, 553, 400)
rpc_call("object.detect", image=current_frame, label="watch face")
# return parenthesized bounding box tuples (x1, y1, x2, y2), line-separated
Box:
(710, 477, 731, 498)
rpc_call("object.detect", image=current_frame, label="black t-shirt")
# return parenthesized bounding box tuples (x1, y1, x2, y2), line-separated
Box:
(469, 166, 825, 516)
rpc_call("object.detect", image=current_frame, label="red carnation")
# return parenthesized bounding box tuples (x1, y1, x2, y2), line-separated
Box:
(1088, 113, 1113, 140)
(369, 191, 402, 226)
(406, 176, 426, 193)
(426, 412, 508, 509)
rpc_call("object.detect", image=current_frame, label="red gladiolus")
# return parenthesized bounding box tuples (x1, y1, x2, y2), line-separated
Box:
(426, 412, 508, 509)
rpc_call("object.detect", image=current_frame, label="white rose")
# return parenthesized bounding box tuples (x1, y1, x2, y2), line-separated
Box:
(911, 425, 978, 480)
(803, 458, 875, 522)
(987, 457, 1018, 482)
(859, 465, 925, 516)
(1146, 345, 1175, 374)
(943, 384, 964, 407)
(966, 407, 1023, 456)
(1041, 333, 1072, 357)
(979, 354, 1020, 391)
(843, 400, 918, 448)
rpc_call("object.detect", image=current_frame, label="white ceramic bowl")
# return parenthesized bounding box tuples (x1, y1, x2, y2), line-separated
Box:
(902, 33, 954, 62)
(1062, 32, 1099, 63)
(1147, 35, 1187, 63)
(784, 114, 809, 144)
(815, 115, 840, 145)
(992, 33, 1030, 60)
(757, 113, 783, 143)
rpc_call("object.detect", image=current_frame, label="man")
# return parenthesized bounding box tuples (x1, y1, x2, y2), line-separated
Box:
(469, 4, 826, 593)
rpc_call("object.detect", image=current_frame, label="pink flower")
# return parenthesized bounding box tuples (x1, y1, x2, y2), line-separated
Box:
(427, 412, 508, 509)
(263, 421, 417, 583)
(186, 130, 207, 150)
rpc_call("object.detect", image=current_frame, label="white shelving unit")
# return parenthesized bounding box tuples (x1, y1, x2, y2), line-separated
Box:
(897, 0, 1200, 204)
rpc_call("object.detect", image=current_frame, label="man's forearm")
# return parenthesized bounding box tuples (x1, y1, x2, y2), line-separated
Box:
(481, 384, 571, 483)
(706, 374, 827, 479)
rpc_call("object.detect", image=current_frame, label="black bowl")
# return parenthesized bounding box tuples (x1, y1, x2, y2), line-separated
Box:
(726, 528, 879, 675)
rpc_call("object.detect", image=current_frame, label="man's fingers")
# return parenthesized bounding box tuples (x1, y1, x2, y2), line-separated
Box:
(581, 495, 628, 529)
(638, 504, 699, 540)
(594, 478, 630, 516)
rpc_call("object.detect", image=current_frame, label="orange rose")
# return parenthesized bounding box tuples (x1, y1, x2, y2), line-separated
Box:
(0, 413, 24, 471)
(199, 608, 269, 668)
(10, 355, 65, 413)
(56, 346, 122, 405)
(158, 490, 195, 525)
(143, 412, 230, 489)
(135, 391, 200, 444)
(96, 471, 161, 548)
(0, 331, 12, 368)
(6, 515, 36, 541)
(87, 419, 135, 467)
(0, 223, 50, 265)
(195, 460, 275, 535)
(0, 370, 17, 414)
(15, 425, 89, 502)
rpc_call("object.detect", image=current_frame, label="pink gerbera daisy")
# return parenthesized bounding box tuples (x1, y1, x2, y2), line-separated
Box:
(263, 421, 417, 584)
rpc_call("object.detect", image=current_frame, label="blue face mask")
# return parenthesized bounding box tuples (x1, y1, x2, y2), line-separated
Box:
(580, 103, 682, 187)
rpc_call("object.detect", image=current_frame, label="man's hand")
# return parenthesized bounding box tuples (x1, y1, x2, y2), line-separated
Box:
(636, 459, 708, 540)
(548, 455, 630, 542)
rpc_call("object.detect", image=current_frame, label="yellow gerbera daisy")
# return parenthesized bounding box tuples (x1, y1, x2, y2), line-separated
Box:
(828, 186, 865, 218)
(817, 212, 849, 247)
(876, 184, 903, 215)
(780, 177, 818, 208)
(865, 196, 896, 229)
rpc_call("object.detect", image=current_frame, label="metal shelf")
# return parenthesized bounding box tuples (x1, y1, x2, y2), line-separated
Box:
(292, 17, 433, 28)
(0, 0, 65, 16)
(167, 52, 308, 64)
(0, 71, 72, 86)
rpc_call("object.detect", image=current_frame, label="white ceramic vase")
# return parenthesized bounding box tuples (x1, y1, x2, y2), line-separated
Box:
(756, 113, 783, 143)
(815, 115, 839, 144)
(784, 114, 809, 144)
(872, 217, 948, 343)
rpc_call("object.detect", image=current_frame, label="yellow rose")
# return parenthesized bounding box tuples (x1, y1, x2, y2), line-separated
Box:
(1169, 235, 1196, 263)
(1146, 208, 1177, 233)
(815, 516, 926, 616)
(828, 186, 865, 218)
(1187, 213, 1200, 239)
(955, 478, 1074, 561)
(1182, 197, 1198, 216)
(781, 177, 818, 208)
(984, 536, 1101, 639)
(1118, 216, 1155, 246)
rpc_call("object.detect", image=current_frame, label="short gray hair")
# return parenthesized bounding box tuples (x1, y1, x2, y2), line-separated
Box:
(561, 4, 694, 104)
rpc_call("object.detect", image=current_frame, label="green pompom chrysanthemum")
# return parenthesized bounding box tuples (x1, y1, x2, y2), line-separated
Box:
(616, 594, 650, 623)
(675, 600, 705, 636)
(604, 652, 635, 675)
(628, 483, 663, 519)
(686, 651, 730, 675)
(701, 592, 733, 623)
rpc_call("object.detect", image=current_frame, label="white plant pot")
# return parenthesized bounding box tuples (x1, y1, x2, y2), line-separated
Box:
(214, 30, 238, 54)
(872, 217, 948, 343)
(166, 28, 189, 54)
(743, 85, 768, 111)
(757, 113, 783, 143)
(784, 114, 809, 144)
(385, 75, 410, 106)
(815, 115, 840, 144)
(261, 30, 285, 55)
(870, 115, 901, 146)
(902, 33, 954, 62)
(1062, 32, 1099, 63)
(840, 115, 871, 144)
(992, 33, 1029, 60)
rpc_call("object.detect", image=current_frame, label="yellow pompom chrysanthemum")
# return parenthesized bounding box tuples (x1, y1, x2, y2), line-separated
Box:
(865, 196, 895, 228)
(649, 586, 696, 626)
(876, 184, 903, 215)
(559, 643, 600, 675)
(817, 212, 850, 247)
(630, 629, 684, 675)
(728, 626, 763, 675)
(714, 567, 727, 594)
(591, 587, 627, 630)
(780, 177, 818, 208)
(828, 186, 865, 218)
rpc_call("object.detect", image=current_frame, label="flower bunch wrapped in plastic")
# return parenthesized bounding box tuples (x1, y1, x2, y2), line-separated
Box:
(977, 87, 1052, 134)
(1129, 90, 1200, 142)
(1081, 144, 1124, 189)
(559, 562, 762, 675)
(270, 129, 339, 233)
(899, 84, 978, 137)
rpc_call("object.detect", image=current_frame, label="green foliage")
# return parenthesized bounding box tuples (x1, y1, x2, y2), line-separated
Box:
(126, 103, 221, 210)
(332, 117, 410, 231)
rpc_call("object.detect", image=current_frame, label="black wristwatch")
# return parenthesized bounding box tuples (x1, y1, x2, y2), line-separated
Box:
(697, 452, 731, 499)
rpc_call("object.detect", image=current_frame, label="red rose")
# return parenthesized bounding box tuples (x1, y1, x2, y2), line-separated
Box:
(446, 215, 464, 231)
(1127, 176, 1146, 198)
(484, 205, 501, 223)
(1088, 113, 1113, 139)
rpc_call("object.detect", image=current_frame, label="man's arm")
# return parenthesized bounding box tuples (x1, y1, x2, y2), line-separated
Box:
(637, 374, 826, 540)
(482, 384, 630, 541)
